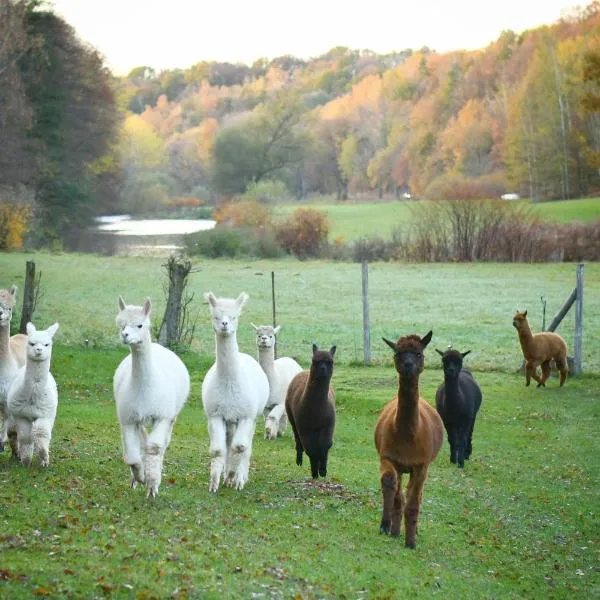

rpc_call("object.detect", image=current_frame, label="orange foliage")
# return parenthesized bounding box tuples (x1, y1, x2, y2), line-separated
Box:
(214, 200, 271, 229)
(276, 208, 329, 259)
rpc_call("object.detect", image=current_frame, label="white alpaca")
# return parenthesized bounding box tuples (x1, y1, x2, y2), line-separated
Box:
(251, 324, 302, 440)
(0, 284, 27, 452)
(6, 322, 59, 467)
(113, 296, 190, 498)
(201, 292, 269, 492)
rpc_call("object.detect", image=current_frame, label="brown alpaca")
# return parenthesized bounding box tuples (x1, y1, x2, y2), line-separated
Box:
(374, 331, 443, 549)
(512, 310, 568, 388)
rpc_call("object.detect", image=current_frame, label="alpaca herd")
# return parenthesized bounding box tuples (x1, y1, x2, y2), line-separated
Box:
(0, 282, 571, 549)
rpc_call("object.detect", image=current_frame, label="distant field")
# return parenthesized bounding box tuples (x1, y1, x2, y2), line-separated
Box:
(272, 197, 600, 242)
(0, 253, 598, 373)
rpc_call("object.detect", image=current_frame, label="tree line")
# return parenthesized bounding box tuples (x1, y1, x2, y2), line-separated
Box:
(1, 0, 599, 250)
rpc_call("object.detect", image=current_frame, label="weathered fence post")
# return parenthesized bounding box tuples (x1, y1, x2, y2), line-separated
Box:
(573, 263, 584, 375)
(362, 260, 371, 365)
(159, 255, 193, 347)
(271, 271, 277, 360)
(19, 260, 38, 333)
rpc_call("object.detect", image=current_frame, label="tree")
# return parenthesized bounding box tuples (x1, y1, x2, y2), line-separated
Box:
(18, 5, 120, 242)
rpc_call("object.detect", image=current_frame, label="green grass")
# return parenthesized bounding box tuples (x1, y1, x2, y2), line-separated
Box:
(532, 197, 600, 224)
(0, 253, 598, 373)
(0, 350, 598, 598)
(0, 254, 599, 597)
(272, 197, 600, 242)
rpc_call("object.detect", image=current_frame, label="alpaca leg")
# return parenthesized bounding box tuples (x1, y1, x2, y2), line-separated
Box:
(229, 418, 255, 490)
(404, 465, 428, 549)
(391, 475, 405, 537)
(466, 418, 476, 459)
(456, 428, 468, 468)
(0, 406, 7, 450)
(525, 361, 542, 387)
(32, 418, 53, 468)
(538, 361, 551, 388)
(207, 417, 227, 493)
(15, 418, 33, 466)
(144, 419, 173, 498)
(318, 446, 331, 478)
(122, 424, 146, 487)
(379, 459, 398, 535)
(5, 416, 18, 459)
(288, 414, 303, 466)
(556, 356, 568, 387)
(265, 404, 285, 440)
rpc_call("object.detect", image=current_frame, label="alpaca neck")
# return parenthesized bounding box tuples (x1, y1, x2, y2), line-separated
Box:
(215, 333, 240, 377)
(129, 338, 154, 381)
(0, 324, 10, 361)
(517, 322, 534, 351)
(257, 346, 276, 380)
(395, 373, 420, 436)
(304, 374, 331, 404)
(443, 374, 460, 398)
(23, 357, 51, 389)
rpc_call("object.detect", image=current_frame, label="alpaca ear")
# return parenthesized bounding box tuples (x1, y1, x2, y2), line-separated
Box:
(9, 284, 17, 298)
(26, 322, 36, 336)
(462, 350, 471, 358)
(523, 310, 527, 317)
(382, 337, 396, 351)
(118, 296, 126, 311)
(329, 345, 336, 357)
(204, 291, 217, 306)
(435, 348, 444, 356)
(274, 325, 281, 335)
(143, 298, 151, 317)
(250, 322, 259, 331)
(421, 330, 433, 348)
(236, 292, 249, 309)
(47, 323, 59, 338)
(312, 343, 318, 353)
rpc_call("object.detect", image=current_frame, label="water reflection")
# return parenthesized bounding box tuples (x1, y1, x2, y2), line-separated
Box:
(64, 215, 216, 256)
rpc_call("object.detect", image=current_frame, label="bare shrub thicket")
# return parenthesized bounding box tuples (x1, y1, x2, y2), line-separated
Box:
(386, 200, 600, 263)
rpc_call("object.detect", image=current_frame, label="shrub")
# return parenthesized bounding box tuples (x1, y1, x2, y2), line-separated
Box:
(0, 203, 31, 249)
(276, 208, 329, 259)
(424, 173, 507, 201)
(185, 226, 284, 259)
(214, 200, 272, 229)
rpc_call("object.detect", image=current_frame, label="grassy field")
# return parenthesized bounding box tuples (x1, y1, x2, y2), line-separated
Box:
(0, 253, 598, 373)
(272, 197, 600, 242)
(0, 253, 598, 597)
(0, 350, 598, 598)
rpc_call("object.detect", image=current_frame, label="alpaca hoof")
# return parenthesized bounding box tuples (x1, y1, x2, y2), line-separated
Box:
(147, 485, 159, 499)
(379, 519, 391, 535)
(296, 454, 303, 466)
(537, 382, 545, 388)
(525, 381, 531, 387)
(40, 459, 49, 468)
(405, 541, 416, 550)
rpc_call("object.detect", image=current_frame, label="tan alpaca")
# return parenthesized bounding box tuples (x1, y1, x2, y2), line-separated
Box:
(512, 310, 568, 388)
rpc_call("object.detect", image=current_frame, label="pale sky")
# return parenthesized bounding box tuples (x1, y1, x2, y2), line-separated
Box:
(49, 0, 578, 75)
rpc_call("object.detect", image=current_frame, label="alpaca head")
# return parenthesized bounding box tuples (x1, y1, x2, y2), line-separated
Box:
(383, 331, 432, 378)
(204, 291, 248, 337)
(116, 296, 152, 346)
(311, 344, 336, 380)
(25, 322, 59, 362)
(251, 323, 280, 349)
(0, 284, 18, 329)
(512, 310, 528, 331)
(435, 347, 471, 378)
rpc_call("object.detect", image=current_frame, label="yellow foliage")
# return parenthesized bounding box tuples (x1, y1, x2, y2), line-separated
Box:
(0, 203, 31, 249)
(214, 201, 271, 229)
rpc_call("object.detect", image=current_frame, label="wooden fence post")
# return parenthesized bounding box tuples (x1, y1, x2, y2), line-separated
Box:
(271, 271, 277, 360)
(158, 256, 193, 347)
(573, 263, 584, 375)
(362, 260, 371, 365)
(19, 260, 37, 333)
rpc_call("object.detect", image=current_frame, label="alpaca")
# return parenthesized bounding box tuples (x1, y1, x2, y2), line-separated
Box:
(6, 322, 59, 467)
(201, 292, 269, 493)
(113, 296, 190, 498)
(435, 347, 482, 468)
(512, 310, 568, 387)
(0, 284, 27, 452)
(251, 323, 303, 440)
(374, 331, 443, 548)
(285, 344, 336, 479)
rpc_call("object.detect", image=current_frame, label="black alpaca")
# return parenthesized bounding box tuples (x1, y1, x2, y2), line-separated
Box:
(285, 344, 336, 478)
(435, 348, 482, 468)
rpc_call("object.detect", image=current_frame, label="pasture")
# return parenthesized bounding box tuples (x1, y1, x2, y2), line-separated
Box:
(272, 197, 600, 241)
(0, 253, 599, 598)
